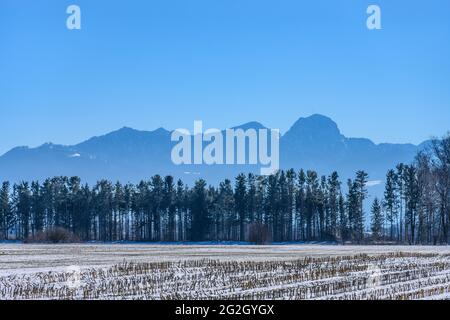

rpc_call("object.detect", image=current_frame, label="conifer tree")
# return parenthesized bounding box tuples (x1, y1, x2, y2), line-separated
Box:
(371, 198, 383, 240)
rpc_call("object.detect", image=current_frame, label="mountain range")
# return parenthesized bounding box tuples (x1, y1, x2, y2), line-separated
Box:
(0, 114, 430, 188)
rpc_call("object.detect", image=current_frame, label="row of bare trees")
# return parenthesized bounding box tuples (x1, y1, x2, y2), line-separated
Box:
(375, 137, 450, 244)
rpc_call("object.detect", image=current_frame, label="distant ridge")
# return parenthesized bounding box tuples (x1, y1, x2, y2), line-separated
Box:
(0, 114, 430, 187)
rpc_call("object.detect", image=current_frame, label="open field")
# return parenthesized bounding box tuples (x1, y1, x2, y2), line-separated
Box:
(0, 244, 449, 300)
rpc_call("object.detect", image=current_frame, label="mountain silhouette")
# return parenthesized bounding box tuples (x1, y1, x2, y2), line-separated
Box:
(0, 114, 429, 187)
(281, 114, 426, 181)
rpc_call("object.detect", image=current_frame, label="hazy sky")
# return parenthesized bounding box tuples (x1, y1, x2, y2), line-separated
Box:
(1, 0, 449, 155)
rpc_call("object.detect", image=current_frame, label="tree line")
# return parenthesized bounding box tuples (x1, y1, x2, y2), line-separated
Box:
(0, 135, 449, 244)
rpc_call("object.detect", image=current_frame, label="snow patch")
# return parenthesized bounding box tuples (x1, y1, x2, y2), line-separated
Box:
(366, 180, 382, 187)
(69, 153, 81, 158)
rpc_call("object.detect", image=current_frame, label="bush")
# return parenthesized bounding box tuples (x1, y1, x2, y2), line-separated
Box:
(248, 222, 271, 245)
(26, 227, 80, 243)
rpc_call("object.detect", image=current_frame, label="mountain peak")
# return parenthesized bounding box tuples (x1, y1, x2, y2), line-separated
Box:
(114, 126, 139, 134)
(112, 126, 170, 135)
(294, 114, 339, 130)
(284, 114, 342, 140)
(232, 121, 267, 131)
(152, 127, 170, 134)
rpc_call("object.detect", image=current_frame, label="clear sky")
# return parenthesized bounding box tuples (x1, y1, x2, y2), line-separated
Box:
(1, 0, 449, 155)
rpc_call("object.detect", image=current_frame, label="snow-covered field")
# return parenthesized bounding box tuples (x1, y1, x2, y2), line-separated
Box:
(0, 244, 448, 300)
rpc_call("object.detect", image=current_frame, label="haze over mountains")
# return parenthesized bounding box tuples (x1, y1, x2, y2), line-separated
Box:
(0, 114, 430, 186)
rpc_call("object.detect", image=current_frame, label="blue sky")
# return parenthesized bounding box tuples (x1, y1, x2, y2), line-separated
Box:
(1, 0, 449, 155)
